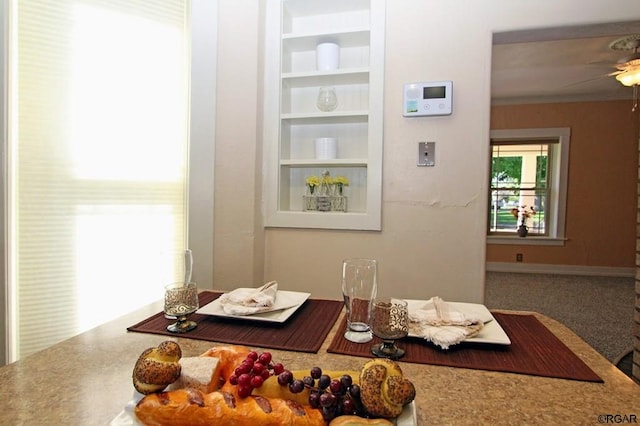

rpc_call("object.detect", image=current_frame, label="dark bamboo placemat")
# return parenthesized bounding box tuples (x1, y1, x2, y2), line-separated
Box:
(127, 291, 343, 353)
(327, 312, 603, 382)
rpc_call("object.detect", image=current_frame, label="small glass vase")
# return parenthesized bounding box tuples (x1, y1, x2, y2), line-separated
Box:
(317, 87, 338, 112)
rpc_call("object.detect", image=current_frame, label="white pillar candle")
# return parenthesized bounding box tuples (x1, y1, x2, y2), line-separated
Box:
(316, 42, 340, 71)
(314, 137, 337, 160)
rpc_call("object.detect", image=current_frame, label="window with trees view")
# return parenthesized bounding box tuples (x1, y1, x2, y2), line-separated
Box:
(489, 142, 549, 235)
(488, 128, 570, 244)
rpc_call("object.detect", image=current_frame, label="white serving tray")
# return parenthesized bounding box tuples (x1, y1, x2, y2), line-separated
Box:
(197, 290, 311, 323)
(406, 300, 511, 345)
(110, 394, 416, 426)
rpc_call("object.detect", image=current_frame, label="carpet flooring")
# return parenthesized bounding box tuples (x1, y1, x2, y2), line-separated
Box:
(484, 271, 635, 366)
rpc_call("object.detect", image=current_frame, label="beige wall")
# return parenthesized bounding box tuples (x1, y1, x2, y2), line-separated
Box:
(487, 100, 639, 268)
(211, 0, 640, 303)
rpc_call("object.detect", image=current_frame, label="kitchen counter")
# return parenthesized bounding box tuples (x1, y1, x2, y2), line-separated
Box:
(0, 301, 638, 425)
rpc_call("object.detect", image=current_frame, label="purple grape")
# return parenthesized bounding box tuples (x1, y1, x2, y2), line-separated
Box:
(329, 379, 343, 394)
(340, 374, 353, 389)
(349, 384, 361, 399)
(310, 366, 322, 379)
(322, 406, 337, 421)
(289, 379, 305, 393)
(342, 397, 356, 414)
(302, 375, 315, 387)
(317, 374, 331, 390)
(319, 392, 337, 407)
(277, 370, 293, 386)
(308, 391, 321, 408)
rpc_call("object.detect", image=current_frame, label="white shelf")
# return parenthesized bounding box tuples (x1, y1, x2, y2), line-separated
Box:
(280, 159, 368, 167)
(282, 68, 369, 87)
(263, 0, 385, 231)
(281, 111, 369, 121)
(282, 28, 370, 51)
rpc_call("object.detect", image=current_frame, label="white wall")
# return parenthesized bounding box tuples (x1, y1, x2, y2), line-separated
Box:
(211, 0, 640, 302)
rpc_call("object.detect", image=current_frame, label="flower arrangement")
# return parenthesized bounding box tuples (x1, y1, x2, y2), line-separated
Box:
(303, 171, 348, 212)
(304, 174, 349, 196)
(333, 175, 349, 195)
(305, 175, 320, 194)
(510, 205, 536, 236)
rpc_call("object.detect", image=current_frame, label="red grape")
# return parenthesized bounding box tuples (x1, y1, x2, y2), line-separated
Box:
(246, 351, 259, 361)
(250, 375, 264, 388)
(237, 373, 252, 386)
(237, 384, 252, 398)
(260, 369, 271, 380)
(235, 365, 250, 376)
(258, 352, 272, 365)
(228, 374, 238, 385)
(252, 362, 266, 375)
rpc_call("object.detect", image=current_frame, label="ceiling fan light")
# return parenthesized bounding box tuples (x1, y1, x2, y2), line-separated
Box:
(615, 67, 640, 86)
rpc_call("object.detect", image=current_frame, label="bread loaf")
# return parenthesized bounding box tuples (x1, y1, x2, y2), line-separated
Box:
(135, 388, 325, 426)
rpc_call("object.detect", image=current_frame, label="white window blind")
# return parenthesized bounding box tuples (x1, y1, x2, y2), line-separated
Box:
(9, 0, 190, 360)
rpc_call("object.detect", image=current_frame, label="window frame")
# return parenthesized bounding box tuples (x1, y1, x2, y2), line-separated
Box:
(487, 128, 570, 246)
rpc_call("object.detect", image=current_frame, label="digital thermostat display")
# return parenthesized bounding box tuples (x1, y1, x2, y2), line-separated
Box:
(403, 81, 453, 117)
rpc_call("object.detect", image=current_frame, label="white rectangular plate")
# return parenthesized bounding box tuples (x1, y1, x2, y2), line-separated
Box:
(111, 395, 416, 426)
(197, 290, 311, 323)
(406, 300, 511, 345)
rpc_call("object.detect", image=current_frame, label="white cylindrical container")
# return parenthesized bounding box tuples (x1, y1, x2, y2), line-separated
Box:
(316, 42, 340, 71)
(314, 137, 337, 160)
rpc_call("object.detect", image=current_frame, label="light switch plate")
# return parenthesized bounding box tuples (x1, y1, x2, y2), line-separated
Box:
(418, 142, 435, 166)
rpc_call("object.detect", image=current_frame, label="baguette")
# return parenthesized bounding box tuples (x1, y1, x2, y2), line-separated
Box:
(135, 388, 325, 426)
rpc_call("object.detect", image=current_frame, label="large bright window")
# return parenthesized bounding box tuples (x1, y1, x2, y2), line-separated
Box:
(487, 128, 570, 245)
(7, 0, 191, 361)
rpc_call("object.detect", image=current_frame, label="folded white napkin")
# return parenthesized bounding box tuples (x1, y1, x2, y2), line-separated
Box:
(408, 296, 484, 349)
(218, 281, 278, 316)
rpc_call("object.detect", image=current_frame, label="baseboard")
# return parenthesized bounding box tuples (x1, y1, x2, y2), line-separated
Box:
(486, 262, 635, 277)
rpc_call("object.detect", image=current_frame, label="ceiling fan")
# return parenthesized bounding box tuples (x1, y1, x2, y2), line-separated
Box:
(609, 34, 640, 87)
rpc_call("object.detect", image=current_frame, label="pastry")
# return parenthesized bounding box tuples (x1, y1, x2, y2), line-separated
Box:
(133, 341, 182, 395)
(135, 388, 325, 426)
(329, 416, 393, 426)
(359, 359, 416, 418)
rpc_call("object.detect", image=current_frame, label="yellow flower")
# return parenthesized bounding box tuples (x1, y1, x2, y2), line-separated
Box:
(333, 176, 349, 186)
(305, 176, 320, 187)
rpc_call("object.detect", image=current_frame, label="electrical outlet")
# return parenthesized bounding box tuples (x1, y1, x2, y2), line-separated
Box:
(516, 253, 523, 262)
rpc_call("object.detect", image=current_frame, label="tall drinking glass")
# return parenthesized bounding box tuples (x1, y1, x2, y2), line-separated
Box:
(341, 258, 378, 343)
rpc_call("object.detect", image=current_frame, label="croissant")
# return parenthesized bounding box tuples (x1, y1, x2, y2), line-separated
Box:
(358, 359, 416, 418)
(135, 388, 325, 426)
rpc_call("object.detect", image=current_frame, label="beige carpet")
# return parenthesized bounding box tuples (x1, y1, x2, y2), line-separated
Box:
(484, 271, 634, 364)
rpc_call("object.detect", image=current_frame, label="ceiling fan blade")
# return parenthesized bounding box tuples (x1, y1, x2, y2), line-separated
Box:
(559, 73, 611, 89)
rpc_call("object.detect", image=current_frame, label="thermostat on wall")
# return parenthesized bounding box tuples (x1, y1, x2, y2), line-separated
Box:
(403, 81, 453, 117)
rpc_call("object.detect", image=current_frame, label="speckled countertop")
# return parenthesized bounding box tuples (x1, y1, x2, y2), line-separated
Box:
(0, 301, 638, 425)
